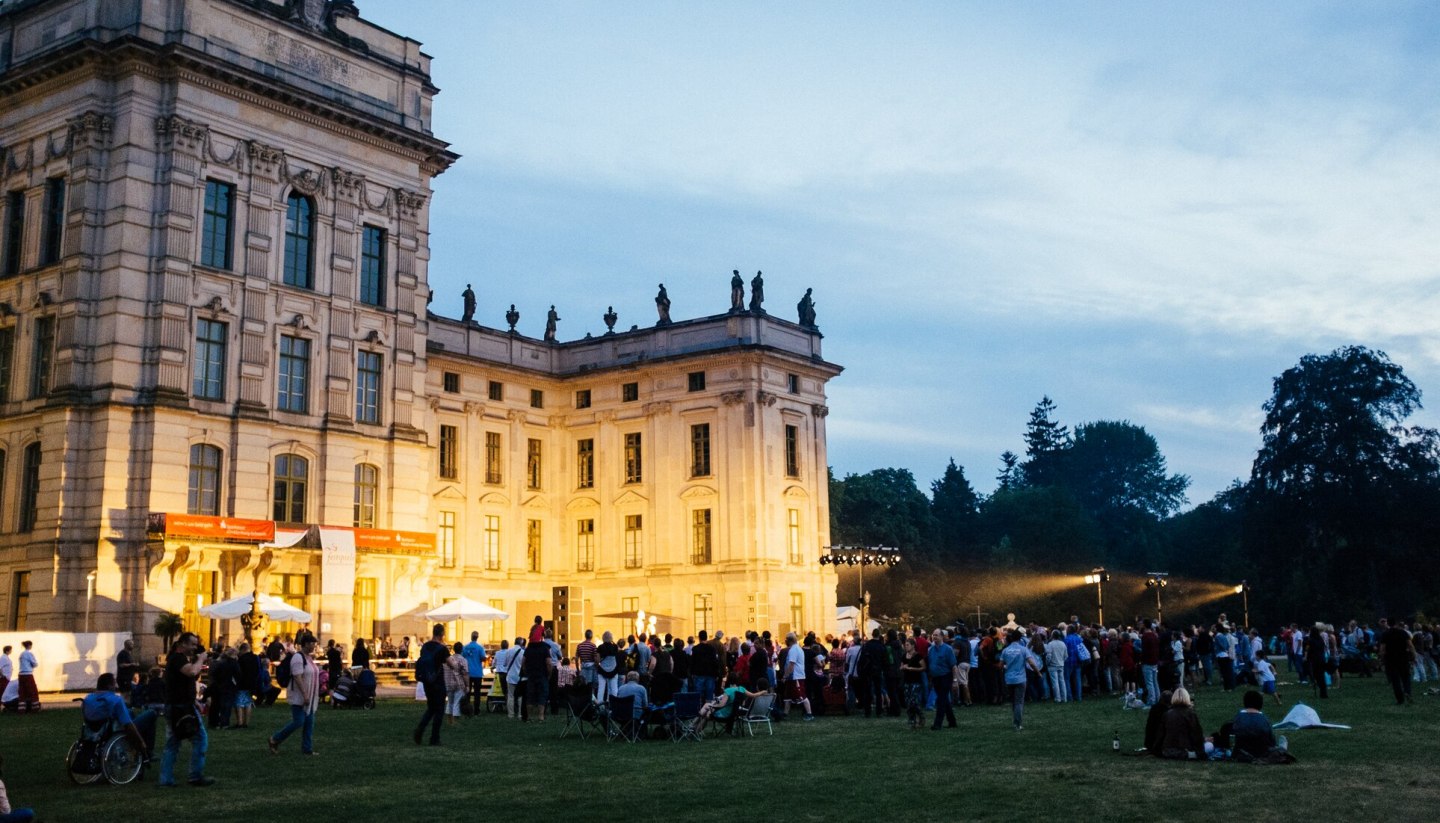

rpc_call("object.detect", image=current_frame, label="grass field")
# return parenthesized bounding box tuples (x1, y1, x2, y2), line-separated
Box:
(4, 674, 1436, 823)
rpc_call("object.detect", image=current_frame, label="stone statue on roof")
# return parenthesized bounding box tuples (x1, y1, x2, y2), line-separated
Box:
(655, 283, 672, 326)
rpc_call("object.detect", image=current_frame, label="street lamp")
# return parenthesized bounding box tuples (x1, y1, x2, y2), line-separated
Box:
(1082, 568, 1109, 626)
(1144, 572, 1169, 625)
(1234, 581, 1251, 631)
(85, 570, 97, 634)
(820, 545, 902, 633)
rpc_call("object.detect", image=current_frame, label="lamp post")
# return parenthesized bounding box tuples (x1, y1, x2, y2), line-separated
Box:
(1082, 568, 1109, 626)
(1234, 581, 1251, 631)
(84, 570, 97, 634)
(1144, 572, 1169, 625)
(820, 545, 902, 634)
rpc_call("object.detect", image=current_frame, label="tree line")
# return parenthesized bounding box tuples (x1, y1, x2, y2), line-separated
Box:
(829, 346, 1440, 630)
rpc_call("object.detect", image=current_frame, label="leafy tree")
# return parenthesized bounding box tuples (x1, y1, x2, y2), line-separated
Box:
(1067, 421, 1189, 519)
(977, 485, 1102, 570)
(931, 458, 980, 559)
(1021, 396, 1070, 487)
(830, 468, 935, 551)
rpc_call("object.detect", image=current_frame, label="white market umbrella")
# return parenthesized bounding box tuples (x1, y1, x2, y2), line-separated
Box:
(199, 592, 312, 622)
(424, 597, 509, 622)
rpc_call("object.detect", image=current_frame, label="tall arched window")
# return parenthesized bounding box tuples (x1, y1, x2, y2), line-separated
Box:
(353, 463, 379, 528)
(188, 444, 222, 516)
(282, 194, 314, 289)
(19, 442, 41, 532)
(273, 454, 308, 524)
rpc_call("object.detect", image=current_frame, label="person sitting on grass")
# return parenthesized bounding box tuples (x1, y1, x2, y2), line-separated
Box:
(694, 682, 768, 736)
(1144, 690, 1173, 757)
(1231, 689, 1293, 764)
(1160, 687, 1206, 760)
(0, 754, 35, 823)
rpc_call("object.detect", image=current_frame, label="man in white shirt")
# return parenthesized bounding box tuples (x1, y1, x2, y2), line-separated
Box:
(781, 633, 815, 721)
(17, 641, 40, 712)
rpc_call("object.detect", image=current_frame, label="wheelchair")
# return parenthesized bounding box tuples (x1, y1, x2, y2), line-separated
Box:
(65, 720, 145, 786)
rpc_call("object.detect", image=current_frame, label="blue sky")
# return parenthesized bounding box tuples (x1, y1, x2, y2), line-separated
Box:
(362, 1, 1440, 505)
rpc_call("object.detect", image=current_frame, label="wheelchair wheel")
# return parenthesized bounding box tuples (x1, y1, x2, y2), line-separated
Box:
(364, 696, 376, 709)
(66, 741, 102, 785)
(102, 735, 144, 786)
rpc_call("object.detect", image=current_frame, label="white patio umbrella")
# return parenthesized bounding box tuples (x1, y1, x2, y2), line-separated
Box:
(424, 597, 509, 622)
(199, 592, 312, 622)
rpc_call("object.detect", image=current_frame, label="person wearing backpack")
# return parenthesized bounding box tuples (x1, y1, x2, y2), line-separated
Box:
(412, 624, 451, 745)
(267, 633, 319, 756)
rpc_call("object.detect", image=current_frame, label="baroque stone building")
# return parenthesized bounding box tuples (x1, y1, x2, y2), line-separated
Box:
(0, 0, 840, 654)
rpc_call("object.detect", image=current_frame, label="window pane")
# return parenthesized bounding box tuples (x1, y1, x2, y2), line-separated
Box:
(201, 180, 234, 269)
(283, 194, 313, 288)
(359, 226, 385, 306)
(355, 350, 381, 423)
(188, 444, 221, 516)
(278, 336, 309, 412)
(576, 438, 594, 489)
(193, 319, 226, 400)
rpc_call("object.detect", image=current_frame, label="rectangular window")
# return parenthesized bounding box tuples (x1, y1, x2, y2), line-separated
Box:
(690, 423, 711, 477)
(359, 225, 386, 307)
(2, 191, 23, 276)
(19, 443, 41, 532)
(353, 464, 378, 528)
(530, 388, 544, 409)
(488, 598, 505, 642)
(283, 194, 314, 289)
(624, 514, 643, 569)
(691, 508, 712, 564)
(11, 571, 30, 630)
(442, 372, 459, 393)
(438, 510, 456, 568)
(438, 424, 458, 479)
(787, 373, 800, 394)
(488, 381, 503, 401)
(192, 319, 226, 400)
(353, 578, 377, 642)
(790, 592, 804, 633)
(485, 431, 502, 484)
(355, 350, 382, 423)
(621, 381, 638, 402)
(272, 454, 308, 524)
(623, 432, 642, 484)
(687, 371, 705, 392)
(30, 316, 54, 398)
(576, 519, 595, 571)
(270, 573, 309, 637)
(483, 515, 501, 570)
(621, 596, 639, 618)
(277, 335, 309, 413)
(526, 438, 542, 490)
(785, 424, 800, 477)
(788, 508, 803, 564)
(693, 593, 713, 635)
(526, 519, 542, 572)
(576, 438, 594, 489)
(575, 389, 591, 409)
(40, 177, 64, 266)
(188, 444, 222, 516)
(201, 180, 235, 269)
(0, 326, 14, 402)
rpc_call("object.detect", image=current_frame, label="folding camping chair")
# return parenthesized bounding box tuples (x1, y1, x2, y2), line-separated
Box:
(559, 691, 603, 740)
(670, 691, 704, 742)
(606, 695, 640, 743)
(736, 693, 775, 737)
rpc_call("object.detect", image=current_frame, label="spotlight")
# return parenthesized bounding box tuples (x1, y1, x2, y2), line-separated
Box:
(819, 556, 831, 565)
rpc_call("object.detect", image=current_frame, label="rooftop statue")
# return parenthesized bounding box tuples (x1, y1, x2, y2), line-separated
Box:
(730, 270, 745, 313)
(748, 270, 765, 313)
(461, 283, 476, 323)
(797, 287, 817, 328)
(656, 283, 672, 326)
(544, 305, 560, 342)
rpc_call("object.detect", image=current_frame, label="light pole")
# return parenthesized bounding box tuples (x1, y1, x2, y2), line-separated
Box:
(84, 570, 97, 634)
(1234, 581, 1251, 631)
(1082, 568, 1109, 626)
(820, 545, 902, 634)
(1145, 572, 1169, 625)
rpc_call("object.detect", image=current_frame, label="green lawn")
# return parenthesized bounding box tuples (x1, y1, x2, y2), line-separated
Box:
(5, 675, 1436, 822)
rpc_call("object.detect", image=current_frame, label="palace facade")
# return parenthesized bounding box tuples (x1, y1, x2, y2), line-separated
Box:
(0, 0, 840, 655)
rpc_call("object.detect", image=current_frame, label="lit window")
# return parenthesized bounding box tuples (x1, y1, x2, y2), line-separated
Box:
(623, 432, 642, 484)
(485, 432, 502, 484)
(188, 444, 222, 516)
(690, 423, 710, 477)
(691, 509, 712, 564)
(526, 438, 542, 490)
(438, 511, 456, 568)
(788, 508, 803, 564)
(353, 463, 379, 528)
(576, 438, 594, 489)
(785, 424, 800, 477)
(526, 519, 542, 572)
(483, 515, 501, 570)
(576, 519, 595, 571)
(438, 424, 458, 480)
(624, 514, 643, 569)
(272, 454, 308, 524)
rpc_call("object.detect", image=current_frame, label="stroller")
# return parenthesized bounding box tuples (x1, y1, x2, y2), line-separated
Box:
(332, 669, 377, 709)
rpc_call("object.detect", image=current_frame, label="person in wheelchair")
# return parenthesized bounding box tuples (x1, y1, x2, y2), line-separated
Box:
(69, 673, 154, 785)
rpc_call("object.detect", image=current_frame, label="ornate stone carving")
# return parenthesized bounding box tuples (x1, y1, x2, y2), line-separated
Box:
(247, 140, 285, 176)
(66, 111, 113, 151)
(811, 403, 830, 418)
(155, 115, 208, 152)
(463, 401, 484, 417)
(756, 390, 777, 408)
(598, 409, 618, 423)
(644, 400, 672, 418)
(331, 168, 365, 198)
(506, 409, 528, 423)
(395, 188, 427, 219)
(287, 165, 326, 197)
(720, 390, 746, 406)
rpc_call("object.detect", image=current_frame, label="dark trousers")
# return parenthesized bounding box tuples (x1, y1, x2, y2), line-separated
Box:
(1384, 664, 1411, 704)
(885, 675, 903, 716)
(469, 677, 485, 716)
(1218, 657, 1236, 691)
(863, 674, 885, 716)
(983, 664, 1003, 705)
(1309, 662, 1328, 698)
(929, 673, 956, 729)
(415, 680, 445, 743)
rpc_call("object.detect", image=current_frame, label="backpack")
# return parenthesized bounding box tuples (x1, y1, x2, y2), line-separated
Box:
(276, 651, 297, 689)
(415, 645, 437, 684)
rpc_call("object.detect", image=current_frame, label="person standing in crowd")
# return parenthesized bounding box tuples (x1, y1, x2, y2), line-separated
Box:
(927, 629, 959, 730)
(504, 639, 527, 719)
(1378, 618, 1414, 705)
(780, 633, 816, 722)
(1063, 624, 1085, 703)
(1000, 629, 1041, 731)
(899, 638, 925, 728)
(0, 646, 11, 707)
(1044, 628, 1068, 702)
(268, 633, 319, 756)
(952, 631, 974, 707)
(116, 639, 138, 691)
(1306, 622, 1330, 699)
(15, 642, 39, 713)
(595, 632, 621, 701)
(1139, 621, 1161, 705)
(689, 630, 720, 698)
(352, 638, 371, 671)
(1213, 623, 1235, 691)
(206, 646, 239, 730)
(444, 641, 469, 724)
(233, 642, 256, 730)
(528, 615, 546, 644)
(523, 632, 553, 722)
(159, 632, 214, 788)
(412, 624, 450, 745)
(325, 640, 343, 686)
(575, 629, 598, 689)
(462, 632, 487, 717)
